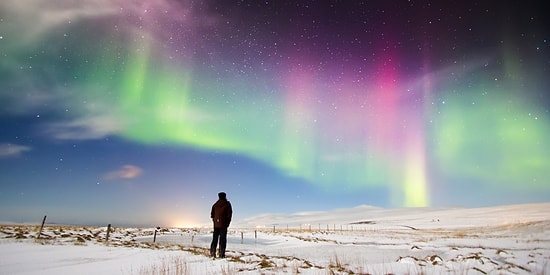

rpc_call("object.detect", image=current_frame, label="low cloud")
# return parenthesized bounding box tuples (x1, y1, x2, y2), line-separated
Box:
(104, 165, 143, 180)
(0, 143, 32, 158)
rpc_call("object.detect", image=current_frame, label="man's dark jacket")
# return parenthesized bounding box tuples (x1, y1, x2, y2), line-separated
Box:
(211, 198, 232, 228)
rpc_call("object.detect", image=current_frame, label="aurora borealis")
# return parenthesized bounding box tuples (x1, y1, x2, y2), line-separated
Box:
(1, 0, 549, 226)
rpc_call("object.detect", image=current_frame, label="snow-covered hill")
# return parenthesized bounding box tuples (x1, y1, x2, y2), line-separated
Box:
(235, 202, 550, 230)
(1, 203, 549, 274)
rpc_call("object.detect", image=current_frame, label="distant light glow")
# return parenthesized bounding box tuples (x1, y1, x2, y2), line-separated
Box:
(170, 220, 202, 229)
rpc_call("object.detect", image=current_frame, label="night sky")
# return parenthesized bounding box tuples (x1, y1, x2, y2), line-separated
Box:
(1, 0, 549, 227)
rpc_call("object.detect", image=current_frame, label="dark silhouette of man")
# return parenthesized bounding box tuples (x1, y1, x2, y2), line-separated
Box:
(210, 192, 232, 258)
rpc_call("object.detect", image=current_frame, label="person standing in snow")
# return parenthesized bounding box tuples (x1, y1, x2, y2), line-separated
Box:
(210, 192, 232, 258)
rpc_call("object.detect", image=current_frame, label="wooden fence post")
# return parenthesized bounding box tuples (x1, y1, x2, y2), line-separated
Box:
(106, 224, 111, 241)
(37, 215, 47, 239)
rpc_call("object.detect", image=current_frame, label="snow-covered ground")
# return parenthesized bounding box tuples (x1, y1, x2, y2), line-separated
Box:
(1, 203, 549, 274)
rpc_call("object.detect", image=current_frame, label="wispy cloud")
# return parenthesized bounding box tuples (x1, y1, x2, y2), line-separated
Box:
(44, 115, 124, 140)
(104, 165, 143, 180)
(0, 0, 200, 45)
(0, 0, 117, 44)
(0, 143, 32, 158)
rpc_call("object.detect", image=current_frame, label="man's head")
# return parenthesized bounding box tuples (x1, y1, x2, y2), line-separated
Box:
(218, 192, 227, 199)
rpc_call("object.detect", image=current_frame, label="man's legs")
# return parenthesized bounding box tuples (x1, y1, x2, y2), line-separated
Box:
(219, 227, 228, 258)
(210, 228, 220, 257)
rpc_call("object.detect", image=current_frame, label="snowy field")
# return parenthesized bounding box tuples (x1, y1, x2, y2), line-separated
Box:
(1, 203, 549, 274)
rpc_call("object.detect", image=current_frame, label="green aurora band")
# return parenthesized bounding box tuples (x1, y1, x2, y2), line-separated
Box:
(70, 34, 550, 207)
(434, 85, 550, 189)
